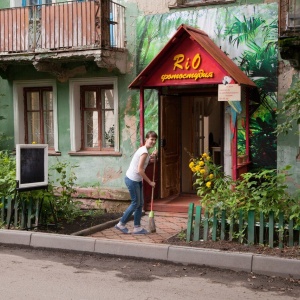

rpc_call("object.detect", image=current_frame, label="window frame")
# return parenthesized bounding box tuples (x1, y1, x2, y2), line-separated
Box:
(13, 80, 58, 153)
(23, 86, 54, 148)
(80, 85, 115, 151)
(69, 77, 119, 155)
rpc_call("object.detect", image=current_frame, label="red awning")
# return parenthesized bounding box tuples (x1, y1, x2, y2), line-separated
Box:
(129, 24, 256, 89)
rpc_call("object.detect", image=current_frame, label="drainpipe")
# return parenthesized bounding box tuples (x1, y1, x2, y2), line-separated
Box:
(245, 89, 250, 159)
(140, 87, 145, 145)
(232, 119, 238, 180)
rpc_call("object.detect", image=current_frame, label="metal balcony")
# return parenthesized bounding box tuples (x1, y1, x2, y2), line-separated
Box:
(0, 0, 127, 74)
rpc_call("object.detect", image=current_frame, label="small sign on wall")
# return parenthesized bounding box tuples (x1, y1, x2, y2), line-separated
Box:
(218, 84, 241, 101)
(16, 144, 48, 191)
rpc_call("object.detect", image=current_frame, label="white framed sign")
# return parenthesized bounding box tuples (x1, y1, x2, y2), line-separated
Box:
(218, 84, 241, 101)
(16, 144, 48, 190)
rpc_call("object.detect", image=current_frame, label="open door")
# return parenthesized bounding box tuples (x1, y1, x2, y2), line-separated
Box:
(160, 95, 181, 198)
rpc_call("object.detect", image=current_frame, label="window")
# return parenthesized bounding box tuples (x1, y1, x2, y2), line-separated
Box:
(22, 0, 52, 5)
(13, 80, 58, 152)
(289, 0, 300, 29)
(80, 85, 115, 150)
(24, 87, 54, 148)
(69, 77, 119, 154)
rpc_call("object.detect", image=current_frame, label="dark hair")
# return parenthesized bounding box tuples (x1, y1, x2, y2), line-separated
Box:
(145, 131, 158, 139)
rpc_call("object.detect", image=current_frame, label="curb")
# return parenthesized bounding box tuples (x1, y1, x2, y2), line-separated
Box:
(0, 229, 299, 279)
(71, 218, 121, 236)
(70, 214, 139, 236)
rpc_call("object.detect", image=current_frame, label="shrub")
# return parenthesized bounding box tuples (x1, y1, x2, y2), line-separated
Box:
(189, 153, 300, 226)
(0, 151, 16, 198)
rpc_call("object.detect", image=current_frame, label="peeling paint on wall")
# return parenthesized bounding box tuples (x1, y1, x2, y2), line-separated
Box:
(126, 0, 177, 14)
(102, 166, 123, 184)
(278, 61, 297, 97)
(123, 115, 137, 147)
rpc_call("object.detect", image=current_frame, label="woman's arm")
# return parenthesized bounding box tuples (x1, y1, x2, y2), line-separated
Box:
(138, 153, 156, 187)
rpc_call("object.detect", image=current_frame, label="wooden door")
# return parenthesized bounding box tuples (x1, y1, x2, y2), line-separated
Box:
(160, 96, 181, 198)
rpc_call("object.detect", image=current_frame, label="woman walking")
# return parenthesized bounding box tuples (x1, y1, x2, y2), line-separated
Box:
(115, 131, 158, 234)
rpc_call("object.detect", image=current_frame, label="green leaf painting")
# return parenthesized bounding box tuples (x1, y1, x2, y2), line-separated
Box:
(136, 3, 278, 169)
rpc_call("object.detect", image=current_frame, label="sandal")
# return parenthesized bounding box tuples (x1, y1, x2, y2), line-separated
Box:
(114, 224, 129, 234)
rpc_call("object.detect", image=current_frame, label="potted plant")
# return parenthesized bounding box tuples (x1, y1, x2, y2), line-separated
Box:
(105, 125, 114, 147)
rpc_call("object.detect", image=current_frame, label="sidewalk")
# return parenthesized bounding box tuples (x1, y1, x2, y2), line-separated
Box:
(89, 212, 187, 244)
(0, 212, 300, 280)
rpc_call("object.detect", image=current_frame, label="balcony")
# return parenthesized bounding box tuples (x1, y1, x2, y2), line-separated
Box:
(0, 0, 127, 78)
(279, 0, 300, 68)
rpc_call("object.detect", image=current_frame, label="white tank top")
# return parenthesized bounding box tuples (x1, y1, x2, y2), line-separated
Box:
(126, 146, 150, 182)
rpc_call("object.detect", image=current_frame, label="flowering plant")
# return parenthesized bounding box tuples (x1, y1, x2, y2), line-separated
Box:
(189, 152, 233, 214)
(189, 152, 299, 223)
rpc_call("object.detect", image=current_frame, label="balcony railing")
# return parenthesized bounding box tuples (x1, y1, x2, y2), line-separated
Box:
(0, 0, 125, 54)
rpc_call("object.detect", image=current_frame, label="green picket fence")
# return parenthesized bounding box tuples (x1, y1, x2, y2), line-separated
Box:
(0, 196, 43, 230)
(186, 203, 300, 248)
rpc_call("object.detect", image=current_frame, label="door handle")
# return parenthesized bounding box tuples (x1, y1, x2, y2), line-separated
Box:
(160, 138, 166, 148)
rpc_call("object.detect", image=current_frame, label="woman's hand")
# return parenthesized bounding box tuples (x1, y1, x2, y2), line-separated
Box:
(150, 150, 158, 163)
(149, 181, 156, 188)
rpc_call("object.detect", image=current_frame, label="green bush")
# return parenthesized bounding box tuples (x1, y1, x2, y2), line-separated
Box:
(0, 153, 83, 224)
(0, 151, 16, 198)
(24, 159, 81, 223)
(190, 153, 300, 227)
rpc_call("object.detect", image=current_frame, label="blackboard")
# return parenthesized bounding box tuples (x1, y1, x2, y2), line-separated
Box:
(16, 144, 48, 190)
(20, 148, 45, 184)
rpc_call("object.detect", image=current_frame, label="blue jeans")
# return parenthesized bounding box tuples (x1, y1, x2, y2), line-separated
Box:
(120, 176, 144, 226)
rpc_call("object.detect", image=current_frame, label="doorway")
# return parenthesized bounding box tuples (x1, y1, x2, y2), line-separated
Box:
(159, 94, 223, 202)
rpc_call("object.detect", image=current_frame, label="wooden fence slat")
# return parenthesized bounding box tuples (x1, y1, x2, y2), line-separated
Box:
(27, 198, 33, 229)
(269, 211, 274, 248)
(193, 206, 201, 241)
(186, 203, 194, 242)
(21, 198, 26, 229)
(288, 219, 294, 247)
(212, 208, 218, 242)
(35, 199, 40, 228)
(259, 212, 264, 245)
(239, 210, 244, 244)
(278, 212, 284, 249)
(1, 196, 5, 222)
(229, 217, 234, 241)
(221, 210, 226, 240)
(14, 198, 18, 227)
(203, 211, 209, 241)
(6, 197, 12, 225)
(248, 210, 255, 245)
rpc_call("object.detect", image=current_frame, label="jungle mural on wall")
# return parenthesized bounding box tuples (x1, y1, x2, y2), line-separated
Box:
(134, 3, 278, 170)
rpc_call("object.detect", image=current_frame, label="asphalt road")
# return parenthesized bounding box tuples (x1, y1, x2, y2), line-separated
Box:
(0, 245, 299, 300)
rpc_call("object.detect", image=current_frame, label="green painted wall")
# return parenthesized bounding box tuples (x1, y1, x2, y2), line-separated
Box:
(0, 1, 9, 9)
(0, 79, 14, 150)
(1, 0, 299, 197)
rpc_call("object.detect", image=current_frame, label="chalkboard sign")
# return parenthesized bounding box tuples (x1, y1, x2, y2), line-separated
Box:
(16, 144, 48, 191)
